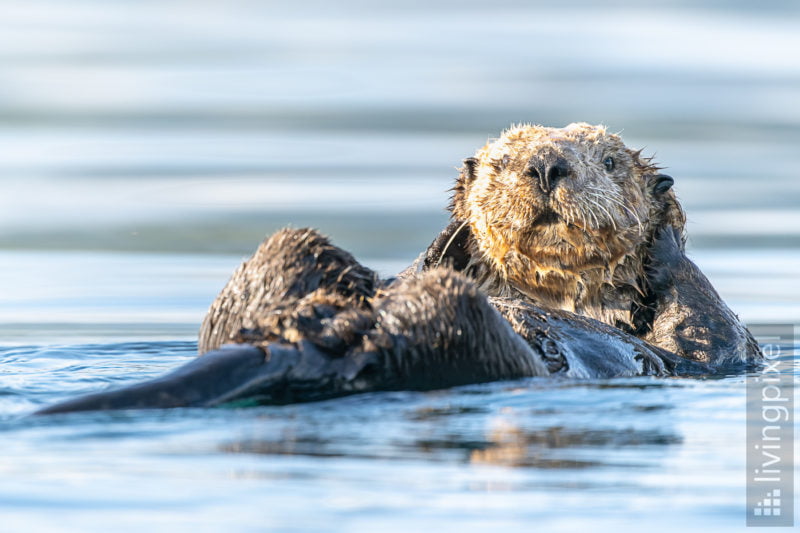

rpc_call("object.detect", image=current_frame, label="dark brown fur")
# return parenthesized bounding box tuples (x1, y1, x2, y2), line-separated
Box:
(199, 228, 378, 355)
(419, 122, 759, 365)
(35, 124, 762, 415)
(199, 228, 551, 387)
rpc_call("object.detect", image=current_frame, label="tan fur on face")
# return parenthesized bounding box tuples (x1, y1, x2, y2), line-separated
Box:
(451, 123, 684, 329)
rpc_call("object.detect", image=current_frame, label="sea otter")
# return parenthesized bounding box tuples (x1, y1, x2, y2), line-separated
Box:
(35, 123, 760, 414)
(409, 123, 759, 366)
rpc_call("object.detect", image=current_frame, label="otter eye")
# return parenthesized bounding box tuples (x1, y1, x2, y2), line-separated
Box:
(603, 156, 615, 172)
(501, 154, 511, 168)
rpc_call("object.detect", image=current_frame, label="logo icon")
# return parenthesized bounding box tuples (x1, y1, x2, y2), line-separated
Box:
(753, 489, 781, 517)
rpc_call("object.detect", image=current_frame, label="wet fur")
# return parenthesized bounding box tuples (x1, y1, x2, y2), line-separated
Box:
(41, 225, 706, 414)
(447, 123, 683, 330)
(36, 124, 762, 414)
(200, 228, 551, 390)
(425, 122, 759, 365)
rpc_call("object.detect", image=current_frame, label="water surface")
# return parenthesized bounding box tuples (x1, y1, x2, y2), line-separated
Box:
(1, 1, 799, 531)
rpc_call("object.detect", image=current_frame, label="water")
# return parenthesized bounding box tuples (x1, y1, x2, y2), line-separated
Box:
(1, 1, 799, 531)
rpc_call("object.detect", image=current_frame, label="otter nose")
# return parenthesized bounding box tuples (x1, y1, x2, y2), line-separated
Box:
(527, 157, 571, 194)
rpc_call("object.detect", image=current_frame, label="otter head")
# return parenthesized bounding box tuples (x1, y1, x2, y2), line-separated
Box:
(450, 122, 685, 310)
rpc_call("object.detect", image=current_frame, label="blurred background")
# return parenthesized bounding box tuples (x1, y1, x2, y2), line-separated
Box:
(0, 0, 798, 331)
(1, 3, 799, 532)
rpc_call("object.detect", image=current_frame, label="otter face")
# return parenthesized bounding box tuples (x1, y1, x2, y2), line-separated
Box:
(451, 123, 678, 303)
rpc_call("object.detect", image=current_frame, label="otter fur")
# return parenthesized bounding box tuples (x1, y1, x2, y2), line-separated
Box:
(35, 123, 760, 414)
(37, 226, 698, 414)
(413, 122, 759, 365)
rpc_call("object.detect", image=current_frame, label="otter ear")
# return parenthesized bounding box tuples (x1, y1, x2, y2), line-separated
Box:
(461, 157, 479, 184)
(651, 174, 674, 195)
(648, 171, 686, 238)
(450, 157, 479, 216)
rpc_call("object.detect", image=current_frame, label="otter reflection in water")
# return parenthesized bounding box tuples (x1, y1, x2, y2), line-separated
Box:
(36, 123, 761, 414)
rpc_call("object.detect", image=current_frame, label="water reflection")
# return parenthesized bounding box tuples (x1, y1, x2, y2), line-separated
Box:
(219, 417, 681, 469)
(469, 422, 680, 468)
(217, 383, 683, 471)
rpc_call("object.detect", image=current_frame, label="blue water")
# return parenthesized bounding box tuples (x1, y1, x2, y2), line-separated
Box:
(1, 1, 799, 531)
